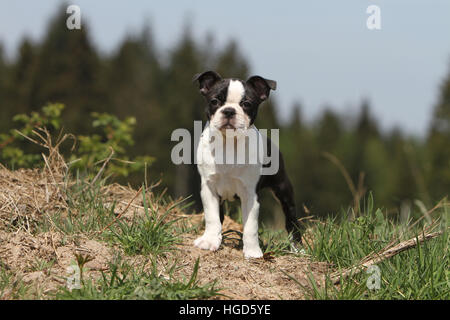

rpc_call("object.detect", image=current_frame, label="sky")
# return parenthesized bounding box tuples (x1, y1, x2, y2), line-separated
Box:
(1, 1, 450, 136)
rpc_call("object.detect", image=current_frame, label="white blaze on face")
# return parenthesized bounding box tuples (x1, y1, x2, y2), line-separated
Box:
(226, 80, 245, 104)
(211, 80, 250, 131)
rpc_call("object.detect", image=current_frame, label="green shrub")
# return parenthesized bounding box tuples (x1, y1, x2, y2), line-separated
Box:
(0, 103, 154, 177)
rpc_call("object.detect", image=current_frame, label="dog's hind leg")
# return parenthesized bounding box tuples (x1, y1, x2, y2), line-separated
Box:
(271, 178, 303, 244)
(258, 151, 304, 244)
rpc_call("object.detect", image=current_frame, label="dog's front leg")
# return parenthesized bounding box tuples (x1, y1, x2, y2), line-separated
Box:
(241, 192, 263, 258)
(194, 181, 222, 251)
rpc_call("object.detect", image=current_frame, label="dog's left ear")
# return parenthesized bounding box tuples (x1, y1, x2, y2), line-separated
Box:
(246, 76, 277, 101)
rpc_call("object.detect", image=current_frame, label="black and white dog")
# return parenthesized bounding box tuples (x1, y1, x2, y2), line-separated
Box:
(193, 71, 302, 258)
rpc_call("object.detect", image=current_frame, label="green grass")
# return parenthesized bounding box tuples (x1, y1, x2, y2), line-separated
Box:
(55, 255, 220, 300)
(295, 195, 450, 299)
(0, 262, 31, 299)
(104, 188, 185, 256)
(39, 172, 118, 235)
(29, 257, 56, 273)
(215, 193, 448, 300)
(259, 228, 294, 256)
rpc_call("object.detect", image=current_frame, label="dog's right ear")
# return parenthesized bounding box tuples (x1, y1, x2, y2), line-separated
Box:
(193, 71, 222, 96)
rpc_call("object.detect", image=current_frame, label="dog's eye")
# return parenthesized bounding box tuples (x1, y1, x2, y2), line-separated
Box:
(242, 101, 252, 108)
(210, 99, 219, 107)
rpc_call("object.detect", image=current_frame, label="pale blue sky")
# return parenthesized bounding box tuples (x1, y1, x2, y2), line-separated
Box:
(1, 1, 450, 136)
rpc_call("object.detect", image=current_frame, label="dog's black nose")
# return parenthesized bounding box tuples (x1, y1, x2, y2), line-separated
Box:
(221, 107, 236, 118)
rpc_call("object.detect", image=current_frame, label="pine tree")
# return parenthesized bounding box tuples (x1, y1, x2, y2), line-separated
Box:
(313, 108, 350, 214)
(349, 100, 380, 193)
(9, 38, 39, 116)
(215, 40, 249, 79)
(288, 102, 303, 133)
(0, 44, 9, 130)
(107, 26, 162, 155)
(316, 108, 343, 151)
(31, 5, 106, 133)
(386, 128, 420, 205)
(426, 65, 450, 200)
(162, 27, 204, 208)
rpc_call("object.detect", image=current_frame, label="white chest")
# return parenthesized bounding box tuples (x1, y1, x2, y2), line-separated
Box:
(197, 125, 262, 201)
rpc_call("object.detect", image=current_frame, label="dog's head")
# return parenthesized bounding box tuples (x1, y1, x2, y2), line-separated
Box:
(193, 71, 276, 132)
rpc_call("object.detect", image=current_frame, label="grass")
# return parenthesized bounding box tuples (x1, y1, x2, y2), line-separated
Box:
(55, 255, 219, 300)
(259, 228, 295, 256)
(104, 188, 184, 256)
(0, 263, 31, 299)
(38, 172, 118, 235)
(29, 257, 56, 273)
(295, 195, 450, 299)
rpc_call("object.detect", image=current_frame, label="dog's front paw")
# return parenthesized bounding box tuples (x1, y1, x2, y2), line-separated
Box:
(243, 245, 263, 259)
(194, 234, 222, 251)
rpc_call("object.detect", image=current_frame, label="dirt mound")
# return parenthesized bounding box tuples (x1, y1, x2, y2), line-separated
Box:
(178, 230, 328, 299)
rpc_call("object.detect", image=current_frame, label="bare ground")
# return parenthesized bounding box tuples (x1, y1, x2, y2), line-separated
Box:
(178, 229, 329, 299)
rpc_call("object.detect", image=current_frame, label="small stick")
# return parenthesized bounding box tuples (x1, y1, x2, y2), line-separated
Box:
(331, 229, 446, 284)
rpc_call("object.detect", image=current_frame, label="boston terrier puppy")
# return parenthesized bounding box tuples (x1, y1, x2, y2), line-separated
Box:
(193, 71, 303, 258)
